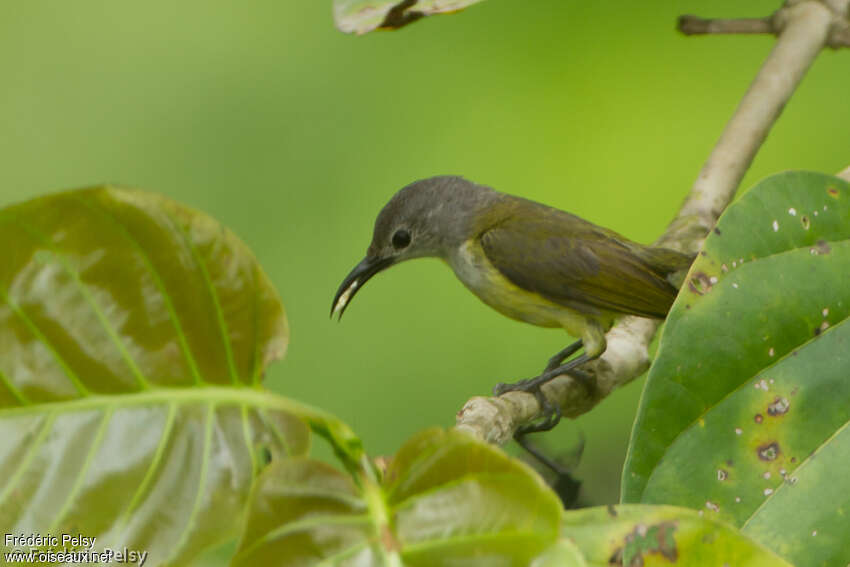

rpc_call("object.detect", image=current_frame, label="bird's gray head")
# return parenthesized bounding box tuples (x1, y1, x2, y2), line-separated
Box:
(331, 175, 495, 318)
(370, 175, 486, 260)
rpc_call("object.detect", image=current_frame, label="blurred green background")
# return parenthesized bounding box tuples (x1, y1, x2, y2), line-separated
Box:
(1, 0, 848, 516)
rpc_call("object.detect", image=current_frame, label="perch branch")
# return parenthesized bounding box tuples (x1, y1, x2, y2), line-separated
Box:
(838, 165, 850, 181)
(456, 0, 849, 445)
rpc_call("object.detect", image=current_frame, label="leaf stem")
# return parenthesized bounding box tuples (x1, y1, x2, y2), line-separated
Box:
(361, 473, 403, 567)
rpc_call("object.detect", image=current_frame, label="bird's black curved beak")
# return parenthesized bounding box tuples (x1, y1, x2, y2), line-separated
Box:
(331, 255, 395, 320)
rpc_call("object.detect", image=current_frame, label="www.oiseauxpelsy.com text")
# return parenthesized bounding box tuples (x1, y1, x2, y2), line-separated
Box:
(4, 533, 148, 566)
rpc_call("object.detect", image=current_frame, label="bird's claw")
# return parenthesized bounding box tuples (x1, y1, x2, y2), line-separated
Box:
(492, 376, 538, 397)
(516, 389, 562, 434)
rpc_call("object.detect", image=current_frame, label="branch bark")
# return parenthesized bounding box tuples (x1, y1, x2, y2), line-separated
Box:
(679, 15, 774, 36)
(456, 0, 850, 445)
(678, 1, 850, 47)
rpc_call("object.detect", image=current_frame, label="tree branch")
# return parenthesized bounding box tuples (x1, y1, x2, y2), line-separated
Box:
(678, 2, 849, 47)
(679, 15, 774, 36)
(456, 0, 849, 445)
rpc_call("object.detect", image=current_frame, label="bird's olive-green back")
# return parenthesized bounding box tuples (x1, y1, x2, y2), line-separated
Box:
(475, 195, 691, 319)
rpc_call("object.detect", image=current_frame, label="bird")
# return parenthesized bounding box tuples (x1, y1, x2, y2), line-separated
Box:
(331, 175, 692, 434)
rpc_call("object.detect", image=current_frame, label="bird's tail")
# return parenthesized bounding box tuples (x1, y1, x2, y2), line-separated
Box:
(634, 246, 695, 289)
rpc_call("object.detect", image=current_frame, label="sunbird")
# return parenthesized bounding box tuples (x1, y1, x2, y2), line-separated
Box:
(331, 176, 691, 433)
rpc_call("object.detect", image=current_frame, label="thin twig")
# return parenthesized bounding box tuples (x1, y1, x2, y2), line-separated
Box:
(678, 15, 774, 36)
(839, 165, 850, 181)
(456, 0, 849, 445)
(678, 3, 850, 47)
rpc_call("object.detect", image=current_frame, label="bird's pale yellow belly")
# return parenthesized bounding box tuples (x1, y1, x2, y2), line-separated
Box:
(446, 240, 598, 336)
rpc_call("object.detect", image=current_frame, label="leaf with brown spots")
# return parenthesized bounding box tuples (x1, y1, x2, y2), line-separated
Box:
(623, 171, 850, 567)
(562, 505, 790, 567)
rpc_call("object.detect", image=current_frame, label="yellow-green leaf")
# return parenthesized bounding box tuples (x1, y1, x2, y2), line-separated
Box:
(233, 428, 562, 566)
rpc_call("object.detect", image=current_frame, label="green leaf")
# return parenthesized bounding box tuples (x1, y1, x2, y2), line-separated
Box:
(622, 172, 850, 565)
(233, 428, 562, 566)
(333, 0, 486, 35)
(530, 540, 587, 567)
(562, 505, 792, 566)
(0, 186, 319, 564)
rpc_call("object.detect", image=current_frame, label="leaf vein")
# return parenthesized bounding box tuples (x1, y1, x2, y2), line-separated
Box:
(391, 470, 523, 512)
(0, 367, 29, 406)
(116, 401, 178, 527)
(241, 404, 259, 479)
(71, 193, 204, 385)
(165, 402, 216, 563)
(161, 206, 240, 385)
(48, 407, 114, 532)
(258, 407, 293, 457)
(0, 285, 88, 396)
(11, 218, 150, 391)
(0, 413, 56, 508)
(235, 514, 372, 560)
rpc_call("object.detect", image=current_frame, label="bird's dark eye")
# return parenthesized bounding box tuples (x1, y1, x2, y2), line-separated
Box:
(392, 229, 411, 249)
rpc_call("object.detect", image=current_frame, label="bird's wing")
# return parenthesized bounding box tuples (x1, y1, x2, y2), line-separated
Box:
(479, 212, 679, 319)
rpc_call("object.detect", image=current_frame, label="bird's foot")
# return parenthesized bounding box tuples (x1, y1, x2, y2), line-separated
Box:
(493, 376, 539, 397)
(490, 380, 563, 432)
(518, 388, 562, 434)
(490, 352, 596, 508)
(493, 354, 596, 400)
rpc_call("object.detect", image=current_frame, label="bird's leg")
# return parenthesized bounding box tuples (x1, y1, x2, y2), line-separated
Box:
(514, 431, 584, 508)
(491, 325, 604, 507)
(512, 390, 585, 507)
(543, 339, 583, 372)
(536, 353, 597, 394)
(508, 356, 594, 507)
(495, 321, 605, 398)
(493, 321, 605, 432)
(493, 352, 596, 401)
(543, 339, 595, 393)
(490, 352, 596, 436)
